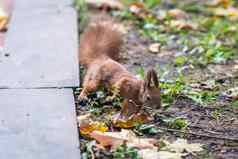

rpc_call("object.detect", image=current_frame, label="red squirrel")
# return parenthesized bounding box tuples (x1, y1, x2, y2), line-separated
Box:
(78, 17, 161, 118)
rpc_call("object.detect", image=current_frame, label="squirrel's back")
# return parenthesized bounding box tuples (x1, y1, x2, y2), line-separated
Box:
(79, 17, 123, 67)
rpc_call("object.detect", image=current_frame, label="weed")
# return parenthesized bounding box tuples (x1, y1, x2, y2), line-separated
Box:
(135, 124, 161, 135)
(211, 110, 221, 121)
(113, 144, 140, 159)
(162, 117, 188, 130)
(74, 0, 89, 32)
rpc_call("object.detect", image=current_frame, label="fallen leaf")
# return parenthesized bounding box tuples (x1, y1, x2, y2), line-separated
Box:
(207, 0, 231, 8)
(168, 9, 188, 19)
(164, 138, 203, 154)
(156, 10, 167, 21)
(170, 20, 196, 30)
(213, 7, 238, 20)
(139, 139, 203, 159)
(128, 2, 149, 19)
(112, 112, 153, 128)
(86, 0, 124, 10)
(129, 2, 146, 15)
(90, 129, 157, 150)
(77, 114, 108, 135)
(139, 149, 182, 159)
(0, 8, 8, 31)
(148, 43, 161, 54)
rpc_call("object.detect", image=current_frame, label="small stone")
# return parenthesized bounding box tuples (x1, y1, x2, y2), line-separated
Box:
(148, 43, 161, 54)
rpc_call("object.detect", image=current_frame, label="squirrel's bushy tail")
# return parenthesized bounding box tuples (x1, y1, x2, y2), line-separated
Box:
(79, 17, 123, 67)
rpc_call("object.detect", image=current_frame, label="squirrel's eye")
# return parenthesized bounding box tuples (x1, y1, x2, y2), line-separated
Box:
(146, 95, 151, 100)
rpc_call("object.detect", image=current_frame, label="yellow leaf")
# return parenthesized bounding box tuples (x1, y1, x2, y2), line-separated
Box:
(213, 7, 238, 20)
(207, 0, 231, 8)
(0, 8, 8, 31)
(112, 112, 153, 128)
(77, 114, 108, 135)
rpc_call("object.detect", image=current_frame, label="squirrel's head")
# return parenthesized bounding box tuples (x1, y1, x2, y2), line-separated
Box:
(140, 68, 161, 109)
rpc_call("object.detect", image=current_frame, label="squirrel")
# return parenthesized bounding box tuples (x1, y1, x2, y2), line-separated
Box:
(78, 17, 161, 119)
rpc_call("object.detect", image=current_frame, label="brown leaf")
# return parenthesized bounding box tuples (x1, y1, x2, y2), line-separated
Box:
(168, 9, 188, 19)
(170, 20, 196, 30)
(128, 2, 149, 19)
(129, 2, 146, 14)
(90, 129, 158, 150)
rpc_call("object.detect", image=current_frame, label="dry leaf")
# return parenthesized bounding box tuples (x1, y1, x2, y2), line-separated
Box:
(0, 8, 8, 31)
(164, 138, 203, 153)
(139, 149, 182, 159)
(128, 2, 149, 19)
(90, 129, 157, 150)
(156, 10, 167, 21)
(77, 114, 108, 135)
(168, 9, 188, 19)
(170, 20, 196, 30)
(207, 0, 231, 8)
(112, 112, 153, 128)
(139, 139, 203, 159)
(149, 43, 161, 54)
(86, 0, 124, 10)
(129, 2, 146, 15)
(213, 7, 238, 20)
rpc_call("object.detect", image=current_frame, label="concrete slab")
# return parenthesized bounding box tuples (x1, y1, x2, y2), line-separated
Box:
(0, 89, 80, 159)
(13, 0, 73, 10)
(0, 6, 79, 88)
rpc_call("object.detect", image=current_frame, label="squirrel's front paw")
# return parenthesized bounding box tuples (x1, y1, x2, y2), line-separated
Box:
(78, 93, 88, 102)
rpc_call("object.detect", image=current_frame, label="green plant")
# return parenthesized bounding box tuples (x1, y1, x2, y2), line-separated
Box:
(163, 117, 188, 130)
(135, 124, 161, 135)
(175, 56, 189, 66)
(81, 140, 96, 159)
(231, 101, 238, 109)
(136, 67, 145, 80)
(211, 110, 221, 121)
(74, 0, 89, 32)
(113, 144, 140, 159)
(121, 0, 161, 9)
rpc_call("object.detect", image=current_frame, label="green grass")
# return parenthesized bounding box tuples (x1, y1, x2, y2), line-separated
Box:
(115, 0, 238, 67)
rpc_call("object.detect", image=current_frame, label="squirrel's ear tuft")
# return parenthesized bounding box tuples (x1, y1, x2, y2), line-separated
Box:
(145, 68, 159, 88)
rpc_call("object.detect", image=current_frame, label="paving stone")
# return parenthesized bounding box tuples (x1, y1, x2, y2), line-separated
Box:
(0, 6, 79, 88)
(14, 0, 73, 10)
(0, 89, 80, 159)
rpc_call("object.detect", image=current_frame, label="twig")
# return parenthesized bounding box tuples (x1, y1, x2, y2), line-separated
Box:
(156, 126, 238, 142)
